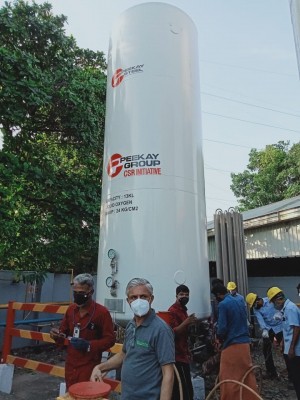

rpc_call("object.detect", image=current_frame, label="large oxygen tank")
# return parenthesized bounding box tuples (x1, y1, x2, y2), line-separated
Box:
(96, 2, 210, 322)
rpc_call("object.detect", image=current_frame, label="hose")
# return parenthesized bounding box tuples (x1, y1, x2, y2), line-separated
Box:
(205, 379, 264, 400)
(210, 365, 263, 400)
(173, 364, 183, 400)
(241, 365, 262, 395)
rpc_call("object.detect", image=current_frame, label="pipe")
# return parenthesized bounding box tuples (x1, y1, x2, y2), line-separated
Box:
(173, 364, 183, 400)
(241, 365, 262, 395)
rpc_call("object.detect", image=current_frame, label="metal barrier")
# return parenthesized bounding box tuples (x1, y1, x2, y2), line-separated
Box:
(1, 301, 123, 393)
(0, 317, 63, 327)
(0, 301, 70, 310)
(1, 301, 69, 377)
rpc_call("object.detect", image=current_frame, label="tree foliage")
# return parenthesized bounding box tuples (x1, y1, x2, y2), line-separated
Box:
(230, 141, 300, 211)
(0, 0, 107, 273)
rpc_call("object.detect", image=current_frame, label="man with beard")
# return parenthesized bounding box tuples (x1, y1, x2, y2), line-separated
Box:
(50, 273, 115, 389)
(212, 284, 257, 400)
(168, 285, 198, 400)
(246, 291, 282, 379)
(267, 287, 300, 399)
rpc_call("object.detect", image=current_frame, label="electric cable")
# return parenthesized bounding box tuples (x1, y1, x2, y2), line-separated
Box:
(203, 112, 300, 135)
(199, 59, 297, 78)
(201, 92, 300, 119)
(203, 138, 252, 149)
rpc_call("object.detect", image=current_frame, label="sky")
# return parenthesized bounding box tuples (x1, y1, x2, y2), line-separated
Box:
(1, 0, 300, 221)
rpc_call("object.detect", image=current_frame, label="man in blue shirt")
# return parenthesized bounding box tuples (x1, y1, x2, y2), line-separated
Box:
(246, 292, 282, 380)
(211, 284, 257, 400)
(267, 287, 300, 400)
(90, 277, 175, 400)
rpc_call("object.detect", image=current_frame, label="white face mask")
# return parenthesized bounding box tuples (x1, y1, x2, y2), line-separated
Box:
(273, 311, 284, 321)
(130, 298, 150, 317)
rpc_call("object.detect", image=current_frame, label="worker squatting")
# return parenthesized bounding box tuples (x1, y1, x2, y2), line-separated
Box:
(124, 167, 161, 177)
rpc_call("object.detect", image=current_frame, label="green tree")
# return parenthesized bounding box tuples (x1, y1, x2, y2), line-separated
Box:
(0, 0, 107, 272)
(230, 141, 300, 211)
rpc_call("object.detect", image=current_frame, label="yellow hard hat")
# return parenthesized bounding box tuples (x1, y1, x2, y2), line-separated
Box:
(246, 293, 257, 308)
(267, 287, 283, 301)
(227, 281, 237, 291)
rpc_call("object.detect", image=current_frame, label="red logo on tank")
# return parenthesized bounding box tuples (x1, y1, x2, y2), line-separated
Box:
(112, 69, 124, 87)
(107, 153, 123, 177)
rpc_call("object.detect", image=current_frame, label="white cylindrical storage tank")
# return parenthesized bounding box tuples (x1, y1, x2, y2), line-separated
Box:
(97, 2, 210, 322)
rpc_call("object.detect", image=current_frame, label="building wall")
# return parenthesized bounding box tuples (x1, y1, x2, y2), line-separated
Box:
(208, 219, 300, 262)
(249, 276, 300, 305)
(245, 220, 300, 259)
(0, 271, 83, 349)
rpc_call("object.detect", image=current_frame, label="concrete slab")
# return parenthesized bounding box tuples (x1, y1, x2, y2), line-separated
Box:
(0, 364, 14, 394)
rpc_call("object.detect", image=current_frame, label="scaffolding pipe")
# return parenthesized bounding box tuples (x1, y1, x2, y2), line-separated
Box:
(213, 209, 248, 298)
(214, 211, 223, 280)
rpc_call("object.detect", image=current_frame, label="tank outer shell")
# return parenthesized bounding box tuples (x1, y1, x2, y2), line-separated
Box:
(97, 2, 211, 321)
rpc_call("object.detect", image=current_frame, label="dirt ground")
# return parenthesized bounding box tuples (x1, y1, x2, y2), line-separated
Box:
(0, 346, 65, 400)
(0, 342, 298, 400)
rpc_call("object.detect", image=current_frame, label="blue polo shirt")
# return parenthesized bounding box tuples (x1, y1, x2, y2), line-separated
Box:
(121, 309, 175, 400)
(281, 299, 300, 356)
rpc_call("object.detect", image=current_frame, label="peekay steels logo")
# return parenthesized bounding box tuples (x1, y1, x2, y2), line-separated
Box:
(111, 64, 144, 87)
(107, 153, 161, 178)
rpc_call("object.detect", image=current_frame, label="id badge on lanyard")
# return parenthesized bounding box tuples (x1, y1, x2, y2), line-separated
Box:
(73, 323, 81, 338)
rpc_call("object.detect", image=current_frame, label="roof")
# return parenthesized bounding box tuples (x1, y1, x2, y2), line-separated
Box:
(207, 195, 300, 231)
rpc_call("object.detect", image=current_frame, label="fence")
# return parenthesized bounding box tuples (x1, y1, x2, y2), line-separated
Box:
(1, 301, 68, 377)
(1, 301, 122, 395)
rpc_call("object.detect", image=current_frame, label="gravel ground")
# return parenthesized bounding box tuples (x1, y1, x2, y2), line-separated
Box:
(251, 340, 298, 400)
(202, 339, 298, 400)
(0, 342, 298, 400)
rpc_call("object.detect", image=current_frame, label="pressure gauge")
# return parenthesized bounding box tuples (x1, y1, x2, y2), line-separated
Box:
(106, 276, 113, 288)
(108, 249, 116, 259)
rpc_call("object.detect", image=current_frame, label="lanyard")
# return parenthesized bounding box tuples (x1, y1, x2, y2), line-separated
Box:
(72, 302, 96, 332)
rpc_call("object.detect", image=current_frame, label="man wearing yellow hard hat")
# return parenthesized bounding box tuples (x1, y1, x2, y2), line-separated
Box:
(245, 291, 282, 380)
(227, 281, 246, 308)
(267, 287, 300, 399)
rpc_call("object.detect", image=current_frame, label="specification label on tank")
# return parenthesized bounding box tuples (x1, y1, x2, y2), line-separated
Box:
(104, 193, 138, 215)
